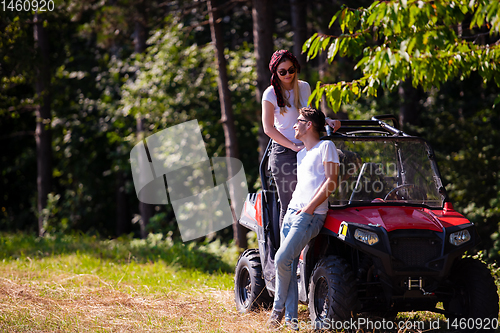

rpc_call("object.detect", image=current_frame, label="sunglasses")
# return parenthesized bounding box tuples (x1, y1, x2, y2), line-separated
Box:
(277, 67, 296, 76)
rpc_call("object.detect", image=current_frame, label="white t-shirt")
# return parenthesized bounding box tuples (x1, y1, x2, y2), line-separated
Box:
(262, 80, 311, 144)
(288, 140, 339, 214)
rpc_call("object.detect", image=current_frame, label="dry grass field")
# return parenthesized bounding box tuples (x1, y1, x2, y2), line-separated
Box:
(0, 254, 282, 332)
(0, 270, 449, 333)
(0, 233, 279, 332)
(0, 271, 270, 332)
(0, 233, 497, 332)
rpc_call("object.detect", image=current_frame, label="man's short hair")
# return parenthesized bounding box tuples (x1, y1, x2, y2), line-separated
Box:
(299, 107, 325, 134)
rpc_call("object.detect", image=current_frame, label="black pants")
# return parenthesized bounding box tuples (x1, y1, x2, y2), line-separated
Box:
(269, 142, 298, 228)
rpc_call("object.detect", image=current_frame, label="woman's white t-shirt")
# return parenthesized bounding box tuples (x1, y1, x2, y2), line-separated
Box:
(288, 140, 339, 214)
(262, 80, 311, 144)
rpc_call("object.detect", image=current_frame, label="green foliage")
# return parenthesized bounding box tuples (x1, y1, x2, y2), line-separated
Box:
(304, 0, 500, 111)
(1, 11, 259, 238)
(410, 76, 500, 260)
(39, 193, 64, 235)
(1, 12, 41, 232)
(119, 21, 218, 127)
(100, 18, 259, 238)
(115, 18, 258, 163)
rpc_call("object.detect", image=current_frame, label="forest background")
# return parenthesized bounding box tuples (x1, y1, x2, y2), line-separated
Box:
(2, 0, 500, 262)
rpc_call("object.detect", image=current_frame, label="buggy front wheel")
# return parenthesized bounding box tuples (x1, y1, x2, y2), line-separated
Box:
(444, 257, 499, 326)
(308, 256, 358, 327)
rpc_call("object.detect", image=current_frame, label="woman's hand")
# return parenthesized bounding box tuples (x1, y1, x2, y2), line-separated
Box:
(291, 143, 304, 152)
(326, 119, 341, 133)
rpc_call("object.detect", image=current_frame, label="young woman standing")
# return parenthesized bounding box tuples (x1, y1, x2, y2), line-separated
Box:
(262, 50, 340, 227)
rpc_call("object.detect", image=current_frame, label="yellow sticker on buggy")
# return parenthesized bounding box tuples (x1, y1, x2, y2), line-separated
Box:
(339, 221, 348, 240)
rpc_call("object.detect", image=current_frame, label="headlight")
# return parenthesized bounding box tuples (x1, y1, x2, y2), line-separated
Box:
(354, 229, 379, 245)
(449, 230, 471, 246)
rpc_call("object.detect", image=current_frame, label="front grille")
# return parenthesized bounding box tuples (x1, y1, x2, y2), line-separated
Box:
(390, 237, 441, 269)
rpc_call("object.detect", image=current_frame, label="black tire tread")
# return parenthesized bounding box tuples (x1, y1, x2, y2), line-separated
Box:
(447, 257, 499, 320)
(308, 255, 358, 322)
(234, 249, 272, 313)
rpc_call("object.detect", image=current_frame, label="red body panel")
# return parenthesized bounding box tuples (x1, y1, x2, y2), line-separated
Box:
(323, 203, 470, 234)
(427, 202, 470, 228)
(255, 193, 262, 227)
(240, 192, 263, 227)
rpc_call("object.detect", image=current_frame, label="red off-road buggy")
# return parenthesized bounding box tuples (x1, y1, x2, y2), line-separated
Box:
(234, 115, 499, 328)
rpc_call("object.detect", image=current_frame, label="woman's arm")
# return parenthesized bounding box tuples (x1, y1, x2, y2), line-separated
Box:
(262, 101, 302, 152)
(325, 118, 341, 133)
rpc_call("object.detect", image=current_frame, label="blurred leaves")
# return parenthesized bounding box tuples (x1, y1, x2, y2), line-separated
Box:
(304, 0, 500, 111)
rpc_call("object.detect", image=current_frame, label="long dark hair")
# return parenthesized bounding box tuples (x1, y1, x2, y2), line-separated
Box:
(269, 50, 302, 115)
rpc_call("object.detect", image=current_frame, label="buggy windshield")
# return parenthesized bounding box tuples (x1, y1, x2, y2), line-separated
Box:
(329, 138, 444, 208)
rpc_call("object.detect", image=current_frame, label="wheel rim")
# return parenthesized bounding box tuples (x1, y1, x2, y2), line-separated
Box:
(313, 276, 329, 321)
(238, 267, 251, 308)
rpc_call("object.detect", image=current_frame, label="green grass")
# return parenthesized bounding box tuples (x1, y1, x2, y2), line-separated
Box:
(0, 232, 239, 293)
(0, 232, 240, 274)
(0, 232, 246, 332)
(1, 232, 499, 332)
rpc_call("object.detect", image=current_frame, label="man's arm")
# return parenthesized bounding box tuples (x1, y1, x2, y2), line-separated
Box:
(297, 161, 339, 215)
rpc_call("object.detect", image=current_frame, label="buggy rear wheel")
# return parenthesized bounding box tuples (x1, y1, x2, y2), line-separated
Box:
(308, 256, 358, 327)
(234, 249, 272, 313)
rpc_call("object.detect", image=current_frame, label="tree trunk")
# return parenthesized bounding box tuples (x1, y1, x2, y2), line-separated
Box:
(398, 80, 420, 129)
(252, 0, 274, 162)
(208, 0, 247, 249)
(290, 0, 308, 81)
(136, 119, 155, 239)
(34, 13, 52, 237)
(134, 0, 148, 54)
(116, 172, 128, 236)
(134, 0, 154, 239)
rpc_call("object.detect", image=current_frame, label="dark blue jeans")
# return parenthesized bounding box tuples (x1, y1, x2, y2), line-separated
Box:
(269, 142, 297, 228)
